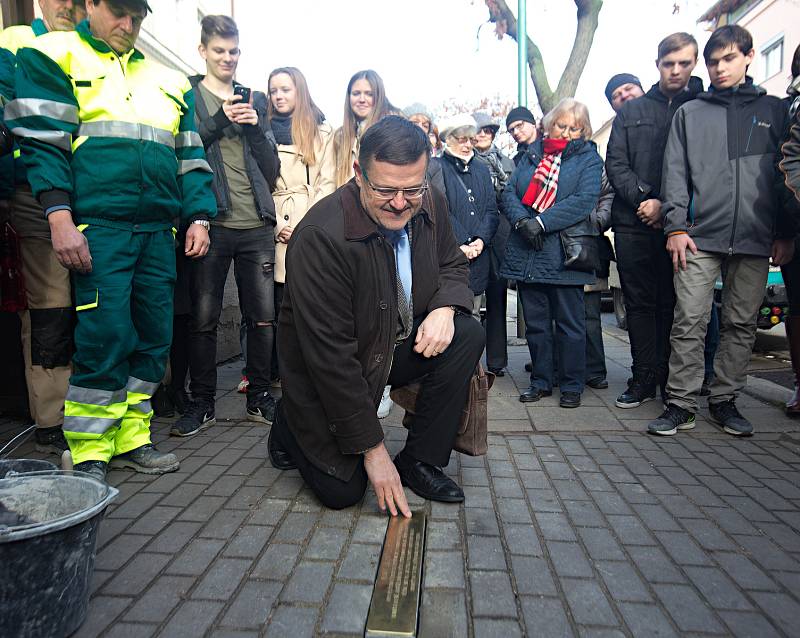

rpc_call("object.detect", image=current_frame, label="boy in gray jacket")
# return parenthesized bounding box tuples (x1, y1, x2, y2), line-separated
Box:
(649, 25, 795, 437)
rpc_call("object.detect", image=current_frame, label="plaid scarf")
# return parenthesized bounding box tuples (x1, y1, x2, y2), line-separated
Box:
(521, 138, 570, 212)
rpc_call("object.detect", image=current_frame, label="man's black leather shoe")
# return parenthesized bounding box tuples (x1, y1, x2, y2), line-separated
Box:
(268, 428, 297, 470)
(519, 386, 552, 403)
(560, 391, 581, 408)
(488, 367, 505, 377)
(586, 377, 608, 389)
(395, 457, 464, 503)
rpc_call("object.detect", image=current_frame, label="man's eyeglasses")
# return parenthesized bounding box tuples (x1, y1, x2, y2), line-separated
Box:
(362, 169, 429, 201)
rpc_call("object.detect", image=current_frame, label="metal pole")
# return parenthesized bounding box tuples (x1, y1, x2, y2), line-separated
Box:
(516, 0, 527, 339)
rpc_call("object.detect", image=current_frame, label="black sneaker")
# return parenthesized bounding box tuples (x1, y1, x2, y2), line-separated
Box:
(647, 404, 696, 436)
(247, 392, 276, 425)
(560, 391, 581, 408)
(615, 379, 657, 409)
(74, 460, 108, 483)
(34, 426, 69, 455)
(170, 400, 215, 437)
(708, 400, 753, 436)
(151, 385, 175, 418)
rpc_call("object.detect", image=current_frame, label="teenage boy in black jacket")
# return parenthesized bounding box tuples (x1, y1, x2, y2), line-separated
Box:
(649, 25, 795, 437)
(606, 32, 702, 410)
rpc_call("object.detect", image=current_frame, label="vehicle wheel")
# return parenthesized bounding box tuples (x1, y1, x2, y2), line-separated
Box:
(613, 286, 627, 330)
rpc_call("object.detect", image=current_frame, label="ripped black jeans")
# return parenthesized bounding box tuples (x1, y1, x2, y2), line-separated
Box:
(188, 224, 275, 402)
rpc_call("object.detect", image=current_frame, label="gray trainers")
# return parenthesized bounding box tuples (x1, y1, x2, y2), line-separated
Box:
(74, 460, 108, 483)
(708, 400, 753, 436)
(110, 444, 180, 474)
(647, 404, 696, 436)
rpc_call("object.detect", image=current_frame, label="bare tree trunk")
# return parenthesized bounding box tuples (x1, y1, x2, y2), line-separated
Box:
(485, 0, 603, 113)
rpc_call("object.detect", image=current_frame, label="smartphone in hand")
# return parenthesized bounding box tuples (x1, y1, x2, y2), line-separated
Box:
(233, 85, 251, 104)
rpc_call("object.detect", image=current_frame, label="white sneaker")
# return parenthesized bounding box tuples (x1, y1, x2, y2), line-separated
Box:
(377, 385, 393, 419)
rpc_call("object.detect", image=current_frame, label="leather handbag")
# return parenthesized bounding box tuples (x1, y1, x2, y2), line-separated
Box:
(560, 215, 600, 273)
(390, 363, 495, 456)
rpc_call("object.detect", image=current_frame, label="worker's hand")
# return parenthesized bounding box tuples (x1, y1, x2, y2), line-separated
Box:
(185, 223, 210, 258)
(666, 233, 697, 273)
(637, 198, 662, 226)
(771, 238, 795, 266)
(414, 306, 455, 358)
(364, 443, 411, 518)
(48, 210, 92, 273)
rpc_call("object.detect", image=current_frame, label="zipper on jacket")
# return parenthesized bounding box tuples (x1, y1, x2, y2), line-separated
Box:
(745, 114, 756, 153)
(729, 95, 741, 255)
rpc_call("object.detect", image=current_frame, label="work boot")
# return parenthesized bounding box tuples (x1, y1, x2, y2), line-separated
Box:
(615, 375, 656, 409)
(34, 426, 69, 455)
(247, 391, 277, 425)
(171, 400, 215, 437)
(110, 444, 180, 474)
(74, 460, 108, 483)
(708, 400, 754, 437)
(785, 316, 800, 416)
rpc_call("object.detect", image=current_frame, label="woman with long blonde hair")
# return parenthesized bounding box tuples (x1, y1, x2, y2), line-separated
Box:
(267, 66, 336, 380)
(334, 69, 398, 187)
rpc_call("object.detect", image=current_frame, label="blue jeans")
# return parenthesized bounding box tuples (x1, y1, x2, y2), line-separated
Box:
(519, 283, 586, 393)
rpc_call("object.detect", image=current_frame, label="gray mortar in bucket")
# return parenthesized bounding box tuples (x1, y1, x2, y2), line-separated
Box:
(0, 471, 118, 637)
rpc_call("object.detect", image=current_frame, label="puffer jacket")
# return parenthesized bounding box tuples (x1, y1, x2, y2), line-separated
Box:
(606, 77, 703, 235)
(662, 78, 794, 257)
(500, 137, 602, 286)
(273, 122, 336, 282)
(433, 151, 499, 294)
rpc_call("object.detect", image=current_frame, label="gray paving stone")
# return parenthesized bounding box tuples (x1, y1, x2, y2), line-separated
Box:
(251, 542, 301, 581)
(528, 488, 564, 512)
(79, 596, 132, 637)
(220, 580, 282, 628)
(265, 605, 319, 638)
(617, 603, 678, 638)
(427, 520, 462, 551)
(596, 561, 652, 603)
(502, 523, 543, 556)
(519, 469, 550, 489)
(626, 545, 686, 584)
(424, 550, 465, 589)
(272, 512, 317, 544)
(547, 541, 594, 578)
(467, 534, 507, 570)
(96, 534, 150, 571)
(681, 518, 738, 551)
(124, 575, 194, 623)
(304, 526, 348, 561)
(178, 495, 227, 522)
(103, 623, 156, 638)
(125, 506, 181, 536)
(537, 512, 578, 541)
(472, 618, 524, 637)
(199, 509, 249, 539)
(496, 497, 533, 524)
(166, 538, 226, 576)
(469, 571, 517, 617)
(191, 558, 249, 600)
(578, 527, 626, 561)
(630, 503, 682, 532)
(734, 534, 800, 572)
(280, 560, 335, 603)
(464, 507, 501, 536)
(519, 596, 575, 637)
(562, 578, 618, 627)
(352, 514, 388, 544)
(146, 521, 203, 554)
(592, 491, 632, 516)
(248, 498, 291, 526)
(750, 591, 800, 636)
(419, 589, 468, 638)
(654, 530, 714, 566)
(159, 600, 224, 638)
(102, 553, 171, 596)
(563, 500, 605, 527)
(510, 555, 557, 596)
(654, 583, 726, 633)
(320, 583, 372, 634)
(605, 514, 656, 546)
(684, 566, 753, 611)
(719, 610, 784, 638)
(337, 542, 381, 582)
(463, 485, 494, 508)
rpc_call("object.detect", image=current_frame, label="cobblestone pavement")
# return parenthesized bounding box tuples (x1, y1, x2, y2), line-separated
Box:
(2, 321, 800, 637)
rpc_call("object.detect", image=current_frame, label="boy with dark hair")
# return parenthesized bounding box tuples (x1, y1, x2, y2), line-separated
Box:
(605, 32, 703, 410)
(649, 24, 795, 437)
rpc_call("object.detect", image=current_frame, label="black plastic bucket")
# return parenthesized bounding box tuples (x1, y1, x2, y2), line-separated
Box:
(0, 458, 57, 479)
(0, 471, 118, 638)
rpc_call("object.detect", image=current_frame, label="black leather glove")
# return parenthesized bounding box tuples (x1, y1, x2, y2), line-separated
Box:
(517, 217, 544, 251)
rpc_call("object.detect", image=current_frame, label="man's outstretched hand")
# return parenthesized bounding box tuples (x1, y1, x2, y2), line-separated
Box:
(364, 443, 411, 518)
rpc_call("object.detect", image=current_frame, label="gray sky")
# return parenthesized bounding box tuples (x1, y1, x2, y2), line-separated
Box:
(234, 0, 713, 130)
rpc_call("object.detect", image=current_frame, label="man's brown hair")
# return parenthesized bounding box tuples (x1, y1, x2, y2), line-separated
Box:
(200, 14, 238, 46)
(657, 32, 698, 61)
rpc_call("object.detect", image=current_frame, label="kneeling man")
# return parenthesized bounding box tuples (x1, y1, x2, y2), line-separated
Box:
(269, 115, 484, 516)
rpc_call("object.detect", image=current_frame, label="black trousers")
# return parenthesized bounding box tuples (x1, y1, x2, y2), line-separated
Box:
(484, 258, 508, 370)
(614, 232, 675, 385)
(188, 225, 275, 402)
(272, 313, 485, 509)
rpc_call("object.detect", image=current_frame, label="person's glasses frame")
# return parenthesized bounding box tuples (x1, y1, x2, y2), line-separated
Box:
(361, 168, 429, 201)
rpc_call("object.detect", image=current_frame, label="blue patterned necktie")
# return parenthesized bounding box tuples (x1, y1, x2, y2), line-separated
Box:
(388, 228, 413, 340)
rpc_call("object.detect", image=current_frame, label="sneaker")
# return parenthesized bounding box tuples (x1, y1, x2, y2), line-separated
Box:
(647, 404, 696, 436)
(237, 376, 249, 393)
(110, 444, 180, 474)
(247, 392, 277, 425)
(377, 386, 393, 419)
(34, 426, 69, 455)
(708, 400, 753, 436)
(73, 460, 107, 482)
(151, 385, 175, 418)
(170, 400, 215, 437)
(615, 379, 657, 409)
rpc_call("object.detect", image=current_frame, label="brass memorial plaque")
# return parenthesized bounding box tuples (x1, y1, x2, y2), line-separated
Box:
(364, 511, 427, 638)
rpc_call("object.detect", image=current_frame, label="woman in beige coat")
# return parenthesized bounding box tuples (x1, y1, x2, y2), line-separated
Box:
(267, 67, 336, 379)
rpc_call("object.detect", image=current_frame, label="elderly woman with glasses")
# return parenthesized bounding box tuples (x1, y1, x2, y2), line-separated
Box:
(431, 114, 499, 317)
(501, 98, 602, 409)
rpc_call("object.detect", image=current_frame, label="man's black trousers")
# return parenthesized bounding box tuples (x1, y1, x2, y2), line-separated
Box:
(614, 232, 675, 385)
(272, 313, 485, 510)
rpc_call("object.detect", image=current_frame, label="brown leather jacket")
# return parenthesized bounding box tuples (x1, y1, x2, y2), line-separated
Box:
(277, 179, 473, 481)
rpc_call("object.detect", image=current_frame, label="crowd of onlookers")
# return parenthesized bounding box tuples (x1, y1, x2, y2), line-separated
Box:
(3, 0, 800, 488)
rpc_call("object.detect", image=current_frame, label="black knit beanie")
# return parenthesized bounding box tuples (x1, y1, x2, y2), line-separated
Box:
(604, 73, 642, 105)
(505, 106, 536, 129)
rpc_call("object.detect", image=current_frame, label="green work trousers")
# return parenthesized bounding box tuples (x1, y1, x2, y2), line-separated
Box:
(63, 225, 176, 464)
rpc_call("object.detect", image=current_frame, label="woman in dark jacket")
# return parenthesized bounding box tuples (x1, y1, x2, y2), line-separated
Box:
(501, 98, 602, 408)
(432, 114, 499, 317)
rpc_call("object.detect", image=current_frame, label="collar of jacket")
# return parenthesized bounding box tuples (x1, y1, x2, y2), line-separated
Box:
(699, 76, 765, 105)
(645, 75, 704, 104)
(76, 19, 144, 60)
(340, 179, 433, 242)
(31, 18, 48, 36)
(442, 148, 474, 172)
(188, 74, 249, 93)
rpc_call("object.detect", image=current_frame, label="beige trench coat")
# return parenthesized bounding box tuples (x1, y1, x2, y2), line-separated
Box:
(274, 122, 336, 282)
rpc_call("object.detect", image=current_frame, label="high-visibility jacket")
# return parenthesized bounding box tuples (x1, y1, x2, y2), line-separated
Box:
(0, 18, 49, 195)
(5, 20, 215, 229)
